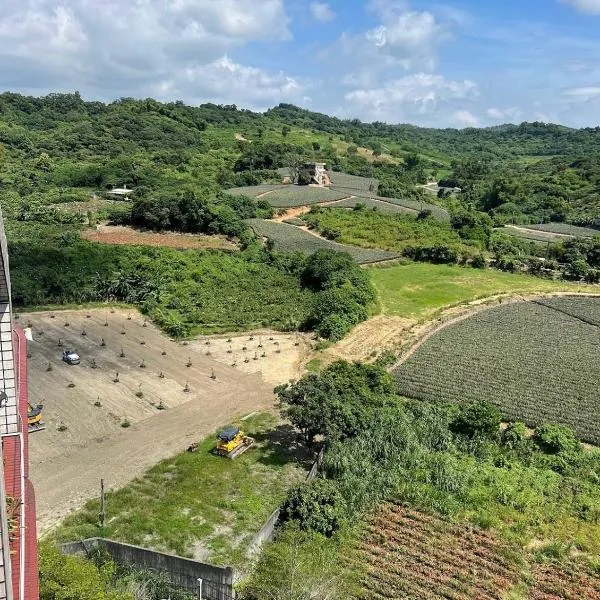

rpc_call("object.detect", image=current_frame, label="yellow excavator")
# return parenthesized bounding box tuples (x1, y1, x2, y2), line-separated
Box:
(28, 403, 45, 433)
(213, 427, 254, 459)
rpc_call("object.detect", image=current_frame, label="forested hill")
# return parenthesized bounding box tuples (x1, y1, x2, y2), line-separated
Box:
(0, 92, 599, 226)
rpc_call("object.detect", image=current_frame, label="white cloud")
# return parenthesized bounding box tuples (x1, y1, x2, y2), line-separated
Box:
(560, 0, 600, 14)
(324, 0, 451, 84)
(160, 56, 310, 110)
(564, 86, 600, 101)
(343, 73, 477, 122)
(309, 2, 336, 22)
(0, 0, 292, 92)
(453, 110, 479, 127)
(486, 106, 522, 121)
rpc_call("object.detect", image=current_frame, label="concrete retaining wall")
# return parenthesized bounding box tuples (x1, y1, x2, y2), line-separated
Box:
(61, 538, 234, 600)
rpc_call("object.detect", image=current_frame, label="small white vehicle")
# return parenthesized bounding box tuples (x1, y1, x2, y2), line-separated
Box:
(62, 349, 80, 365)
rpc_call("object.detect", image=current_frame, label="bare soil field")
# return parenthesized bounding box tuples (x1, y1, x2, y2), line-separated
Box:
(82, 224, 238, 250)
(189, 331, 310, 386)
(22, 309, 302, 533)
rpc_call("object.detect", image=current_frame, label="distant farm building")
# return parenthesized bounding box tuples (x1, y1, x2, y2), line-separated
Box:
(303, 162, 331, 186)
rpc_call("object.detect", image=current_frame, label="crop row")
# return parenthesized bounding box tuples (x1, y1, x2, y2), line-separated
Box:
(393, 299, 600, 444)
(246, 218, 400, 264)
(526, 222, 600, 238)
(355, 504, 519, 600)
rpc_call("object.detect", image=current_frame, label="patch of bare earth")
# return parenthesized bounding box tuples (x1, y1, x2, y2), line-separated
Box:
(189, 331, 311, 386)
(322, 316, 414, 364)
(23, 309, 277, 534)
(82, 225, 237, 250)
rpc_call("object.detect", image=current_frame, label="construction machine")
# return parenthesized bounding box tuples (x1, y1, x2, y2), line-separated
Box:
(28, 403, 45, 433)
(213, 427, 254, 459)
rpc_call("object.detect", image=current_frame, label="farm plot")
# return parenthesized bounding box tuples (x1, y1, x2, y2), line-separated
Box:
(326, 197, 417, 215)
(21, 309, 288, 532)
(393, 298, 600, 444)
(225, 185, 287, 198)
(496, 226, 561, 243)
(525, 223, 600, 238)
(536, 295, 600, 326)
(246, 219, 400, 264)
(368, 195, 450, 221)
(82, 225, 237, 250)
(329, 171, 379, 192)
(351, 504, 522, 600)
(264, 186, 352, 207)
(351, 503, 600, 600)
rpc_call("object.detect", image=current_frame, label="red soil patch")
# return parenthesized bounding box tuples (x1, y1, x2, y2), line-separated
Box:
(352, 504, 522, 600)
(82, 225, 238, 250)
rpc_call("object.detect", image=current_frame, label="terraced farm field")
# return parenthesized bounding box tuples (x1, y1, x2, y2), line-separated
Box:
(393, 297, 600, 443)
(227, 184, 350, 206)
(526, 223, 600, 237)
(352, 503, 600, 600)
(327, 197, 417, 215)
(246, 219, 400, 264)
(225, 184, 287, 198)
(329, 171, 379, 192)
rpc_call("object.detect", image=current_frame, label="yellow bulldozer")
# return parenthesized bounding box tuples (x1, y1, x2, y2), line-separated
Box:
(28, 403, 45, 433)
(213, 427, 254, 459)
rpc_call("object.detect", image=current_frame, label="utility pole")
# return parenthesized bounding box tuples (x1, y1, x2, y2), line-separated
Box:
(99, 479, 105, 528)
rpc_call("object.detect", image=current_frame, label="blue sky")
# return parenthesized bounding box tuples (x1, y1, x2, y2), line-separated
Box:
(1, 0, 600, 127)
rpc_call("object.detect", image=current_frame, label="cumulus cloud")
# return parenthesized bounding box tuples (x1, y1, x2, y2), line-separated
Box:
(309, 2, 336, 22)
(160, 56, 310, 110)
(342, 73, 477, 122)
(560, 0, 600, 14)
(324, 0, 451, 84)
(453, 110, 479, 127)
(0, 0, 295, 104)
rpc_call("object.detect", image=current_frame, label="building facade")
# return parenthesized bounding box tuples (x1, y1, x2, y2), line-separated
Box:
(0, 207, 39, 600)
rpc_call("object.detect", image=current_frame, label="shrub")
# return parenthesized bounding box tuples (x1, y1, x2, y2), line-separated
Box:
(502, 422, 528, 449)
(451, 400, 502, 439)
(533, 423, 581, 455)
(280, 478, 344, 536)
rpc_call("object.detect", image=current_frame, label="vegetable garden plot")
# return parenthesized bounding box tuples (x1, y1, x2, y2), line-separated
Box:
(246, 219, 400, 264)
(526, 223, 600, 238)
(393, 298, 600, 444)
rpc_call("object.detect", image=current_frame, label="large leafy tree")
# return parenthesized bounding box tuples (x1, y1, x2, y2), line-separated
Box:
(276, 361, 396, 445)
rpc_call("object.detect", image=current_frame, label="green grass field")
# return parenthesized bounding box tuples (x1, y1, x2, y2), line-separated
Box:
(51, 413, 309, 567)
(369, 263, 590, 319)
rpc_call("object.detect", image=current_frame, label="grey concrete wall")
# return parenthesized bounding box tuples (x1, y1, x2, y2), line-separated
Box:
(61, 538, 234, 600)
(244, 446, 325, 565)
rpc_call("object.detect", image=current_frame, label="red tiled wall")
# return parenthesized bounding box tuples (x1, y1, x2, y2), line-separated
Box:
(1, 328, 39, 600)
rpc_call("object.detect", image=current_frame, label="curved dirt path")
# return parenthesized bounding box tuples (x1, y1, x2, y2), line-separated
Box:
(317, 291, 600, 369)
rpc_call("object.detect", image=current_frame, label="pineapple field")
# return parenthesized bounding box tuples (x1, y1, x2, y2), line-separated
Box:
(394, 296, 600, 444)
